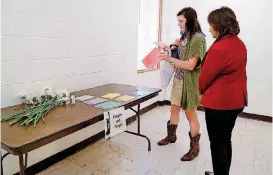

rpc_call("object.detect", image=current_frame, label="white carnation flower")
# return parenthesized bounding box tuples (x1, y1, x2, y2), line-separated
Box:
(25, 93, 34, 104)
(44, 87, 56, 98)
(55, 89, 70, 99)
(19, 95, 27, 104)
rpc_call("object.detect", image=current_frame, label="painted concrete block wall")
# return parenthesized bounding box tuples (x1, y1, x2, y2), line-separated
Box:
(1, 0, 165, 174)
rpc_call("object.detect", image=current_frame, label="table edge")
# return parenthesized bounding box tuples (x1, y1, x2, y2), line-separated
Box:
(1, 88, 162, 155)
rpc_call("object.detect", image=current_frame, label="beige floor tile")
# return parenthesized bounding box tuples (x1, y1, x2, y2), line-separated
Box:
(38, 166, 66, 175)
(55, 158, 84, 175)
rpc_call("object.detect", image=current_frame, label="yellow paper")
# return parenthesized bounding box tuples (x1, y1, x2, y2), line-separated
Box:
(102, 93, 121, 99)
(116, 95, 135, 102)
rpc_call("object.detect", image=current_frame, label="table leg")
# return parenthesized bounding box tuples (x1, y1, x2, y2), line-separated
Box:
(1, 151, 10, 175)
(18, 153, 28, 175)
(137, 103, 140, 134)
(24, 153, 28, 168)
(125, 104, 152, 151)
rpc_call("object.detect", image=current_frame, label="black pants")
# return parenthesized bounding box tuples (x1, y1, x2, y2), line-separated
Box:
(205, 108, 244, 175)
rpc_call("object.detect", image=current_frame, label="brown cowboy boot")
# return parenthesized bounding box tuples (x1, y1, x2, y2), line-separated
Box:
(158, 120, 178, 146)
(181, 132, 201, 161)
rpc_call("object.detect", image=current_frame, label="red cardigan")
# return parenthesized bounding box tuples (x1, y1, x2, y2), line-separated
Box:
(199, 35, 248, 110)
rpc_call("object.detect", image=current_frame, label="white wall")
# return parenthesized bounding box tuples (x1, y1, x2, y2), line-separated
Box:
(162, 0, 272, 116)
(1, 0, 164, 174)
(1, 0, 137, 107)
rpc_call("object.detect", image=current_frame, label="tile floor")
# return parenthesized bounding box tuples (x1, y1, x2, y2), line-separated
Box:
(39, 106, 272, 175)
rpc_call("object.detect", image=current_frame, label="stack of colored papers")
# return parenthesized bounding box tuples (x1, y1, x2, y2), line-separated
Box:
(95, 101, 121, 110)
(115, 95, 135, 102)
(102, 93, 121, 99)
(75, 95, 95, 102)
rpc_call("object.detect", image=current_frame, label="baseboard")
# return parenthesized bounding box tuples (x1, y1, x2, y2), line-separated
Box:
(158, 100, 272, 123)
(14, 101, 159, 175)
(197, 105, 272, 123)
(158, 100, 171, 106)
(126, 101, 159, 125)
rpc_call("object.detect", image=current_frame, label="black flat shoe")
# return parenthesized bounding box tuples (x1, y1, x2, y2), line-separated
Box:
(205, 171, 213, 175)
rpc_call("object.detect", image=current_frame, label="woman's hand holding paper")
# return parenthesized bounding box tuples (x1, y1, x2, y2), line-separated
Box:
(157, 51, 171, 62)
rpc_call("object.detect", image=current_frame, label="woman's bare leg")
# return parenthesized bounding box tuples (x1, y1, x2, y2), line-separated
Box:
(181, 108, 201, 161)
(185, 108, 200, 136)
(158, 104, 181, 145)
(170, 104, 181, 124)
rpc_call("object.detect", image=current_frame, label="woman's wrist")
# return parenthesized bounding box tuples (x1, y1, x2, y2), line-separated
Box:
(168, 56, 174, 63)
(169, 57, 182, 68)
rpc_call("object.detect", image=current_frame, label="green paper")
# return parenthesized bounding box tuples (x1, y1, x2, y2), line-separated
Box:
(95, 101, 121, 110)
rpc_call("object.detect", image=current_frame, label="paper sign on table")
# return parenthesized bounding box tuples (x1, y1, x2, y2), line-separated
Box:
(104, 107, 127, 139)
(84, 98, 107, 105)
(102, 93, 121, 99)
(115, 95, 135, 102)
(142, 48, 160, 69)
(75, 95, 95, 102)
(95, 101, 121, 110)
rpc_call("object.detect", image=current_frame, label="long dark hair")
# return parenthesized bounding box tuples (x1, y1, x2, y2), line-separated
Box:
(177, 7, 205, 37)
(202, 6, 240, 65)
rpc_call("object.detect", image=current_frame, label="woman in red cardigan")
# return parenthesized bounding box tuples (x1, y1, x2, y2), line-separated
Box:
(199, 7, 248, 175)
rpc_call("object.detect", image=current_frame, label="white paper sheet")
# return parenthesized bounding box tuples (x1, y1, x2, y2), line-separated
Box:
(160, 60, 174, 89)
(75, 95, 95, 102)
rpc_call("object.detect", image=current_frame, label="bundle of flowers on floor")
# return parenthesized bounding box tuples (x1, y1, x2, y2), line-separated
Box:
(0, 88, 76, 127)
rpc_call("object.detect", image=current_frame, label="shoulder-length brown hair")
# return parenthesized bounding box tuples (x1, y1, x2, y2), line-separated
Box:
(201, 7, 240, 66)
(208, 6, 240, 41)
